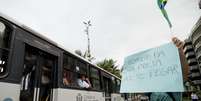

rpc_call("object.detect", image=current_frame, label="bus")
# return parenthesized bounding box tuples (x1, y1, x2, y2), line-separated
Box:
(0, 13, 124, 101)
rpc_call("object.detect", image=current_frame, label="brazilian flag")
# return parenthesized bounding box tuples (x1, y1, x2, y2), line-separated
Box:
(157, 0, 172, 28)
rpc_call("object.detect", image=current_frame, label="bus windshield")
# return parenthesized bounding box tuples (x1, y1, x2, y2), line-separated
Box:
(0, 21, 6, 48)
(0, 21, 10, 48)
(0, 21, 11, 77)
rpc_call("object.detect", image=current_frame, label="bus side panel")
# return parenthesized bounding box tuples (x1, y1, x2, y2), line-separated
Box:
(52, 88, 59, 101)
(53, 88, 105, 101)
(0, 82, 20, 101)
(111, 93, 124, 101)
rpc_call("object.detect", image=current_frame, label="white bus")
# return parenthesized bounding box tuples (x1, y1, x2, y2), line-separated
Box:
(0, 14, 125, 101)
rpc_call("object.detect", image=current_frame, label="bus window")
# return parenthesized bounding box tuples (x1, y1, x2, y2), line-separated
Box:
(63, 69, 77, 87)
(90, 67, 101, 90)
(0, 21, 11, 48)
(76, 61, 87, 75)
(63, 54, 77, 87)
(116, 79, 121, 93)
(0, 21, 12, 77)
(63, 70, 70, 86)
(111, 77, 116, 93)
(0, 21, 6, 48)
(0, 50, 8, 77)
(103, 76, 112, 101)
(63, 54, 75, 70)
(63, 54, 90, 89)
(40, 58, 53, 101)
(76, 60, 90, 89)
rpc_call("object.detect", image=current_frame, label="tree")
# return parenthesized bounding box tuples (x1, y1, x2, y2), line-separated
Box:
(96, 59, 121, 78)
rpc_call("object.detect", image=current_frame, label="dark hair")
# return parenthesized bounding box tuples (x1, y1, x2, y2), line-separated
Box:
(167, 92, 175, 101)
(78, 74, 85, 78)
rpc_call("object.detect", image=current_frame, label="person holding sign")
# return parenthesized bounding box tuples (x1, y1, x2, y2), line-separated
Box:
(120, 42, 185, 101)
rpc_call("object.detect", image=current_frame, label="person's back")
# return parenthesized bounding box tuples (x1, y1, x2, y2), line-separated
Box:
(150, 92, 173, 101)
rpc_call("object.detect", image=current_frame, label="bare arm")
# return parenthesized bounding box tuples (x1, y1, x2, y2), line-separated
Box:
(85, 78, 91, 88)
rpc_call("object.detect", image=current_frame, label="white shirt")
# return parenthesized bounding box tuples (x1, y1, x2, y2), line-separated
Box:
(191, 93, 199, 100)
(42, 75, 50, 84)
(21, 73, 31, 90)
(77, 79, 90, 88)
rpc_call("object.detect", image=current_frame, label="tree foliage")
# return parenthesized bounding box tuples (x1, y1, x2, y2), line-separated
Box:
(75, 50, 121, 78)
(96, 59, 121, 78)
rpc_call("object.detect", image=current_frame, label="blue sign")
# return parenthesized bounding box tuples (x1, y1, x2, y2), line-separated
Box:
(120, 43, 184, 93)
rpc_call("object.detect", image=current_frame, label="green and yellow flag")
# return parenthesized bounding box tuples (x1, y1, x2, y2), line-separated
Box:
(157, 0, 172, 28)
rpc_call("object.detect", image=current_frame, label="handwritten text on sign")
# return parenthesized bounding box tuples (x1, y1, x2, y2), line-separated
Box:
(120, 43, 184, 93)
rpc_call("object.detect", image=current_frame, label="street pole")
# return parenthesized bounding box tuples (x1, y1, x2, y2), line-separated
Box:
(83, 20, 92, 60)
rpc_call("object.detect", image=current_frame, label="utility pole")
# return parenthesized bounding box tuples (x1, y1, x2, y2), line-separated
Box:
(83, 20, 92, 60)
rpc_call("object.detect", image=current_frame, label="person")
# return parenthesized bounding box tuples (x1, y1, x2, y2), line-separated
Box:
(77, 74, 91, 88)
(20, 53, 36, 101)
(191, 92, 199, 101)
(63, 71, 69, 86)
(150, 92, 174, 101)
(40, 62, 52, 101)
(148, 92, 183, 101)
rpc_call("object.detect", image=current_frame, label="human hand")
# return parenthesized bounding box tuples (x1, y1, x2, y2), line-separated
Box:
(85, 78, 89, 81)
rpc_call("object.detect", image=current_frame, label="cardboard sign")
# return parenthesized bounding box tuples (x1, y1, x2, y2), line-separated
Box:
(120, 43, 184, 93)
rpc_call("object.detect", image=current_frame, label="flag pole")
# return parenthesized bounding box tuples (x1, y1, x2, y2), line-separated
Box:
(169, 27, 174, 38)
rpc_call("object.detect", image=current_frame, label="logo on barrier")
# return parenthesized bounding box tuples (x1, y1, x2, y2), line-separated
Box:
(76, 93, 83, 101)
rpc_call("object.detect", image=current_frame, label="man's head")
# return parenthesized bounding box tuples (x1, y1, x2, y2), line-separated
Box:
(81, 74, 86, 80)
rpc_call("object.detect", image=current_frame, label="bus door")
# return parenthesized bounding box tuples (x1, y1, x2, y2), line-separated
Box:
(20, 46, 57, 101)
(103, 77, 112, 101)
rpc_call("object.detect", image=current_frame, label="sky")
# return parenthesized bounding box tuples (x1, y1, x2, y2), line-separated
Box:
(0, 0, 200, 68)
